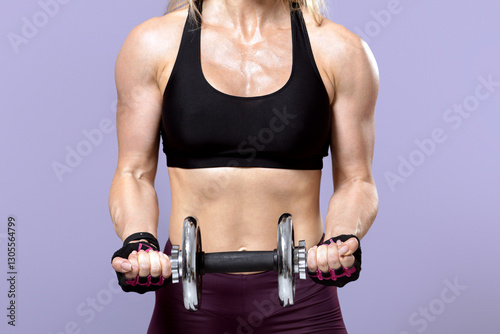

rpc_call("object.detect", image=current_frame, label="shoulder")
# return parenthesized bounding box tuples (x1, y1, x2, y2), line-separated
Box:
(116, 7, 189, 77)
(301, 9, 379, 91)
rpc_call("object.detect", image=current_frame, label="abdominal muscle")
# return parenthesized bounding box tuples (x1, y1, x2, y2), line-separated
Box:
(166, 167, 324, 273)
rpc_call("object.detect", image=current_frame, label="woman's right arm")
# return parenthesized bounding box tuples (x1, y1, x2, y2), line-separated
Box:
(109, 19, 170, 281)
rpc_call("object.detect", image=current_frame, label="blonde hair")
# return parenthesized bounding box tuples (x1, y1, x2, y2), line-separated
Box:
(164, 0, 327, 26)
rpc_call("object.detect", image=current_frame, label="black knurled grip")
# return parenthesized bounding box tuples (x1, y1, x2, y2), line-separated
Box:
(201, 251, 277, 274)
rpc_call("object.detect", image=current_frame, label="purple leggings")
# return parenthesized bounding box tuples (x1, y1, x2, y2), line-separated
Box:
(147, 237, 348, 334)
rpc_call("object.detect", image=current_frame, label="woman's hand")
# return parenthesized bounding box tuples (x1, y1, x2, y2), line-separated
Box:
(111, 233, 172, 293)
(306, 235, 362, 287)
(307, 237, 358, 272)
(112, 245, 171, 281)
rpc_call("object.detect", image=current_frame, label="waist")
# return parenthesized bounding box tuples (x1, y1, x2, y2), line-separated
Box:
(167, 167, 324, 253)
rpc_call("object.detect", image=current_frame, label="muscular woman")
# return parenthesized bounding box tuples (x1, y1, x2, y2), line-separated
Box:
(110, 0, 379, 332)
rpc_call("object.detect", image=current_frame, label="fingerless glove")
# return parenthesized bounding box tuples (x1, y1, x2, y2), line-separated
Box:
(111, 232, 171, 294)
(308, 234, 362, 288)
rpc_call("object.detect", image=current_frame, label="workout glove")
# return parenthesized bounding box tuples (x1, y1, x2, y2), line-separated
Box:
(308, 234, 361, 288)
(111, 232, 171, 294)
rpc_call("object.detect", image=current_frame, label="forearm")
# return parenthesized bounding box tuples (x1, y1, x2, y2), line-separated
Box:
(325, 178, 378, 240)
(108, 172, 159, 242)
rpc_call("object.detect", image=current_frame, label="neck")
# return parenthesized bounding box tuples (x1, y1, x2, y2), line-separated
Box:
(202, 0, 290, 31)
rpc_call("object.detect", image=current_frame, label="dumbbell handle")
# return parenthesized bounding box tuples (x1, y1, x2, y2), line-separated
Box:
(201, 251, 278, 274)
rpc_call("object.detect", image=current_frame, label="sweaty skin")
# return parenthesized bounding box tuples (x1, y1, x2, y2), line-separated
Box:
(110, 0, 379, 280)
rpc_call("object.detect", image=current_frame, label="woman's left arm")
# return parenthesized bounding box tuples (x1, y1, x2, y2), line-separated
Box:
(325, 35, 379, 241)
(307, 31, 379, 278)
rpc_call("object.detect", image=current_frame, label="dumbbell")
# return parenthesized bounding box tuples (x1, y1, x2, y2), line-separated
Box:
(170, 213, 307, 311)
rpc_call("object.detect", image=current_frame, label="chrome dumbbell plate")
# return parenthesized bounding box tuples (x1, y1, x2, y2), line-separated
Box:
(181, 217, 202, 311)
(277, 213, 295, 307)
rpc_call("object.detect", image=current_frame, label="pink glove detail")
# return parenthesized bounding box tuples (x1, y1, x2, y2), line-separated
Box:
(124, 243, 164, 287)
(309, 266, 357, 281)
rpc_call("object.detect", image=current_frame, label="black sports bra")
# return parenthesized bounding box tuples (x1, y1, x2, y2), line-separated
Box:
(160, 0, 331, 170)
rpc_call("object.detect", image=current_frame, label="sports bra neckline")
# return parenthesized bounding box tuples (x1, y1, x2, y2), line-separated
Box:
(160, 0, 332, 170)
(193, 0, 298, 100)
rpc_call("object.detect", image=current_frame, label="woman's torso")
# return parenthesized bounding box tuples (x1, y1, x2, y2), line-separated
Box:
(154, 2, 337, 255)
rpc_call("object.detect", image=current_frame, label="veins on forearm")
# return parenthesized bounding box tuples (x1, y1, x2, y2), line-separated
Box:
(324, 179, 378, 240)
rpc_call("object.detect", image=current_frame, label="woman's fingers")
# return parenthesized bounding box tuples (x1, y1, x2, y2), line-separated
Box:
(307, 246, 318, 272)
(111, 253, 137, 278)
(137, 250, 151, 277)
(121, 261, 132, 271)
(115, 250, 171, 280)
(307, 244, 342, 272)
(125, 251, 139, 279)
(339, 237, 359, 256)
(111, 256, 131, 273)
(339, 253, 355, 268)
(327, 244, 342, 270)
(159, 252, 172, 279)
(307, 238, 359, 273)
(148, 251, 161, 278)
(338, 237, 358, 268)
(311, 244, 341, 272)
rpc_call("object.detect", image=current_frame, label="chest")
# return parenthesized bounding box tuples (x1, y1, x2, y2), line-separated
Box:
(199, 25, 293, 98)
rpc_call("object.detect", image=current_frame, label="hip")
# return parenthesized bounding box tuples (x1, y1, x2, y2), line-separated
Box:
(147, 237, 348, 334)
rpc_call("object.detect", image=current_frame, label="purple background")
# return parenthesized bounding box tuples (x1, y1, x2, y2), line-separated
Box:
(1, 0, 499, 333)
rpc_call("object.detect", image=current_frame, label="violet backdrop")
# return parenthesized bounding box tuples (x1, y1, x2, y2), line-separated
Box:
(1, 0, 499, 333)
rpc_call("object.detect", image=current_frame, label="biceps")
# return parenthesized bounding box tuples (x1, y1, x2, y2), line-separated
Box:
(115, 94, 162, 179)
(112, 20, 169, 183)
(116, 89, 162, 158)
(330, 90, 377, 185)
(114, 61, 163, 179)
